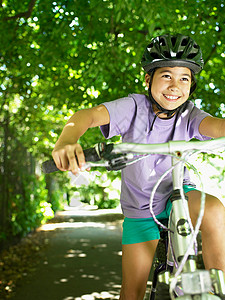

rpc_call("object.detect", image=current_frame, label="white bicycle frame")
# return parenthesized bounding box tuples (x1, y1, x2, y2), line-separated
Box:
(110, 137, 225, 300)
(159, 152, 225, 300)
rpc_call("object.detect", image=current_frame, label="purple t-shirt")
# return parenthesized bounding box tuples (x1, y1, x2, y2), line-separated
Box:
(100, 94, 211, 218)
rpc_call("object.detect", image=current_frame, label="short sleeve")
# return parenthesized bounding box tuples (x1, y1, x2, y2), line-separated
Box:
(186, 102, 212, 140)
(100, 97, 137, 139)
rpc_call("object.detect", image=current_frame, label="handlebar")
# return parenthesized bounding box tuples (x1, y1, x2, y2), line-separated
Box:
(42, 143, 116, 173)
(41, 137, 225, 174)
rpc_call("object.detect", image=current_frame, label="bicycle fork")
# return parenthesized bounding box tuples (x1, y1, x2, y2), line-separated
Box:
(156, 155, 225, 299)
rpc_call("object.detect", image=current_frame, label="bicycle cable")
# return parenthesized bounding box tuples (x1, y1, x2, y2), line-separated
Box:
(168, 150, 209, 299)
(145, 149, 207, 299)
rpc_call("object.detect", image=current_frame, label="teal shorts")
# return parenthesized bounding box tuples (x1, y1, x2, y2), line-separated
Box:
(122, 185, 197, 245)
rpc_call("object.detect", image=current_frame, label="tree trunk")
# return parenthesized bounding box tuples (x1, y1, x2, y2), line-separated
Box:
(0, 109, 10, 250)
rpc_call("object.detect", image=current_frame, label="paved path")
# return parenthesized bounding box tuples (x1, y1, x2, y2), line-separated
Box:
(11, 206, 125, 300)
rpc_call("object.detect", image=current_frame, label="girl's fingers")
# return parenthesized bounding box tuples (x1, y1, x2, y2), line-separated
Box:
(52, 143, 86, 175)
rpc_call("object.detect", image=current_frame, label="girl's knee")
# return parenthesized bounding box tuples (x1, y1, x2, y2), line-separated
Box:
(205, 195, 225, 218)
(188, 191, 225, 228)
(202, 195, 225, 231)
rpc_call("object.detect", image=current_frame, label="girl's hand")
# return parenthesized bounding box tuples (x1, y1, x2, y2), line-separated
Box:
(52, 143, 86, 175)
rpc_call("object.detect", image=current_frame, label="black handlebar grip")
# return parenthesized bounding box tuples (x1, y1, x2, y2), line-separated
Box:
(41, 147, 101, 174)
(83, 147, 101, 162)
(42, 159, 59, 173)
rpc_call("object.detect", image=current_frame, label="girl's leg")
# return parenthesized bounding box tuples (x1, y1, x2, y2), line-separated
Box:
(119, 239, 158, 300)
(187, 190, 225, 274)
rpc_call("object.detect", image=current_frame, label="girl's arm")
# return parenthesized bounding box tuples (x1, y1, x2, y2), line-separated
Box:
(199, 116, 225, 138)
(52, 104, 110, 174)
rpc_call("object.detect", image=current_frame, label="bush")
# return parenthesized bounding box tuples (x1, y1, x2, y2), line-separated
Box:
(10, 174, 54, 237)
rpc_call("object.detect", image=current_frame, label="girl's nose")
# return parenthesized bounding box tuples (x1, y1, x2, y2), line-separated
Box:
(168, 80, 179, 91)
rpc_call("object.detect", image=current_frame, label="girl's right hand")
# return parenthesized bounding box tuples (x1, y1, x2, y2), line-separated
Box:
(52, 143, 86, 175)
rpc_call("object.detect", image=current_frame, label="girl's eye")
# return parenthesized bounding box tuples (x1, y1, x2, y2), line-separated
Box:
(181, 77, 189, 82)
(162, 74, 171, 79)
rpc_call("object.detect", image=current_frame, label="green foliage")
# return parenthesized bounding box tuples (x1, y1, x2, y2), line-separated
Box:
(76, 183, 119, 209)
(71, 170, 121, 209)
(0, 174, 55, 246)
(44, 172, 68, 211)
(10, 175, 51, 236)
(199, 152, 225, 184)
(0, 0, 225, 243)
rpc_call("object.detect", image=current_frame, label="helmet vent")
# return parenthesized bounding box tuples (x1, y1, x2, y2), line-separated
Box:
(181, 38, 188, 46)
(159, 38, 166, 46)
(163, 51, 170, 58)
(151, 52, 160, 59)
(187, 53, 196, 59)
(193, 43, 198, 49)
(171, 37, 176, 46)
(176, 51, 183, 59)
(147, 42, 154, 49)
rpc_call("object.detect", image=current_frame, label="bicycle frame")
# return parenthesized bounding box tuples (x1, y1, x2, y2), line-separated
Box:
(148, 144, 225, 299)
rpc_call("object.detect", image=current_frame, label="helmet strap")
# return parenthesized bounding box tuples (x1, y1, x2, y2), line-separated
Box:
(148, 87, 189, 131)
(148, 87, 180, 117)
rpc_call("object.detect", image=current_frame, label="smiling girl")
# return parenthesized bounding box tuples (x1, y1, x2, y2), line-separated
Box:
(52, 34, 225, 299)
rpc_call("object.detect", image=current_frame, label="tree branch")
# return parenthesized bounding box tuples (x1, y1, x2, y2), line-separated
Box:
(3, 0, 37, 21)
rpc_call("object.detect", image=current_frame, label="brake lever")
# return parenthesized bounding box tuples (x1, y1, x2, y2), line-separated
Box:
(106, 156, 129, 171)
(96, 143, 128, 170)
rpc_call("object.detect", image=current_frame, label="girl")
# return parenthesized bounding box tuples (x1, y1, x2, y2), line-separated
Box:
(52, 34, 225, 300)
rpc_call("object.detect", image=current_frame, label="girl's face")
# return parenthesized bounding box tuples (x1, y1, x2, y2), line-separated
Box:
(145, 67, 192, 115)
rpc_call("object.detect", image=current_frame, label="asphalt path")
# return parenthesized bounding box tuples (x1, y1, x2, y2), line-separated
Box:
(10, 206, 126, 300)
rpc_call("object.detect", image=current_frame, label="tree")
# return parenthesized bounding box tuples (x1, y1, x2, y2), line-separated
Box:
(0, 0, 224, 247)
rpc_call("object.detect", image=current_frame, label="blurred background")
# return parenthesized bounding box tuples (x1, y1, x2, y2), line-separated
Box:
(0, 0, 225, 251)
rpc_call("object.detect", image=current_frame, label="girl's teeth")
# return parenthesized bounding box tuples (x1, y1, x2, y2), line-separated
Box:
(165, 95, 179, 100)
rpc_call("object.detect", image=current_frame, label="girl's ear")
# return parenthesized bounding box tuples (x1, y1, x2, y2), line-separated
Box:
(145, 73, 151, 88)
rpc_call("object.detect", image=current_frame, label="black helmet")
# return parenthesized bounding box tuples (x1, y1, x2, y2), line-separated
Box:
(141, 33, 204, 74)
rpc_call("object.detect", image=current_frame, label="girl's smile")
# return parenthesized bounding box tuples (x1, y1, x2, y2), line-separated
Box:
(163, 94, 181, 101)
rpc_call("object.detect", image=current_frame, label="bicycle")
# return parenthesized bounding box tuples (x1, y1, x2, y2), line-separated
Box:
(42, 137, 225, 299)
